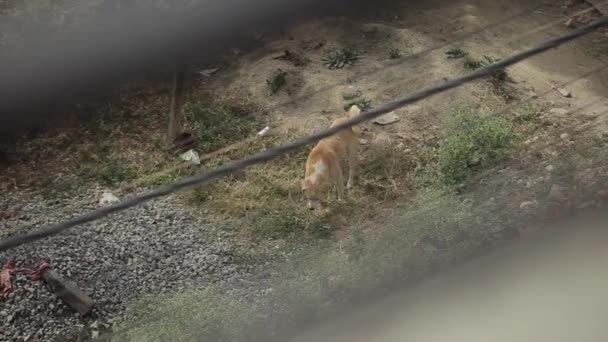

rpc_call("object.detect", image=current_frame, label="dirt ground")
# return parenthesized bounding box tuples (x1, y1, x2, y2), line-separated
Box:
(204, 0, 608, 141)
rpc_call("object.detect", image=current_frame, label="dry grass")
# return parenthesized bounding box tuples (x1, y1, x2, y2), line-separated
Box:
(116, 187, 506, 342)
(115, 105, 608, 341)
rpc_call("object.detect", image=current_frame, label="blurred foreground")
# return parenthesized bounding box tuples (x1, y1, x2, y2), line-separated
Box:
(288, 210, 608, 342)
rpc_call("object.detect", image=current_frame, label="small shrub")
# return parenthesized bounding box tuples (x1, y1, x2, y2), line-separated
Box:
(463, 55, 508, 82)
(446, 47, 468, 59)
(439, 105, 516, 185)
(342, 88, 372, 111)
(322, 48, 362, 69)
(389, 48, 402, 59)
(463, 54, 514, 100)
(343, 96, 372, 112)
(266, 69, 288, 94)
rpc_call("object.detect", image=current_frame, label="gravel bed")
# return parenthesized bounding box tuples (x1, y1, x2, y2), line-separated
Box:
(0, 191, 255, 341)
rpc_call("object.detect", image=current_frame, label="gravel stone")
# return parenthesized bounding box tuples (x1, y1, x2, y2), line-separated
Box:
(0, 192, 255, 341)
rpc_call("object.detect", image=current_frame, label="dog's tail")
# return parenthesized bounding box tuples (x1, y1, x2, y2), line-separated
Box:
(346, 105, 361, 119)
(346, 105, 363, 135)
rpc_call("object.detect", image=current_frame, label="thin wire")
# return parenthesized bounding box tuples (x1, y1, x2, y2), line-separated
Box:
(1, 15, 607, 253)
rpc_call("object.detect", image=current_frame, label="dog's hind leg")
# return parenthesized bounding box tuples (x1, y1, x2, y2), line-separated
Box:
(347, 140, 358, 190)
(332, 161, 345, 200)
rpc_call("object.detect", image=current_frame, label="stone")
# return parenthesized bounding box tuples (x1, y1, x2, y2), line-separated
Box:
(99, 192, 120, 206)
(520, 201, 537, 210)
(557, 87, 571, 97)
(372, 112, 400, 125)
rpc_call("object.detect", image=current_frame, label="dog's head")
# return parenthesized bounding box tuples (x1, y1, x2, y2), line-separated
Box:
(301, 178, 322, 211)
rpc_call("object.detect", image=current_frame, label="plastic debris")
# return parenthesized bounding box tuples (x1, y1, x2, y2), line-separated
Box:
(257, 126, 270, 136)
(99, 192, 120, 206)
(180, 149, 201, 165)
(197, 68, 219, 77)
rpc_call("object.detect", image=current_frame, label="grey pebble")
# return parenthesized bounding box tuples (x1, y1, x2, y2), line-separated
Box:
(0, 193, 256, 340)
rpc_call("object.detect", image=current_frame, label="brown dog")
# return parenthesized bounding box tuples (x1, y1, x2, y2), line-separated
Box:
(302, 105, 361, 210)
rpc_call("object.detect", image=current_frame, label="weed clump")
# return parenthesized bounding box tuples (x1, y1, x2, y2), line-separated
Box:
(322, 48, 362, 69)
(446, 46, 468, 59)
(439, 105, 516, 185)
(342, 90, 372, 111)
(389, 47, 402, 59)
(266, 69, 288, 94)
(462, 54, 514, 99)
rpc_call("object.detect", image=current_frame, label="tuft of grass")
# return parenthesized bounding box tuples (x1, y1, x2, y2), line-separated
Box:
(463, 55, 508, 82)
(446, 46, 468, 59)
(322, 48, 362, 69)
(463, 54, 514, 100)
(513, 104, 541, 123)
(439, 105, 517, 185)
(184, 99, 264, 154)
(266, 69, 288, 94)
(389, 47, 402, 59)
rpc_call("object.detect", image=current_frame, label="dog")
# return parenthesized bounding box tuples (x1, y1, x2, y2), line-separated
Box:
(302, 105, 361, 210)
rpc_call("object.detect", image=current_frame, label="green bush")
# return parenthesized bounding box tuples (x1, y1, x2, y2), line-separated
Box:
(439, 105, 516, 185)
(183, 100, 263, 154)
